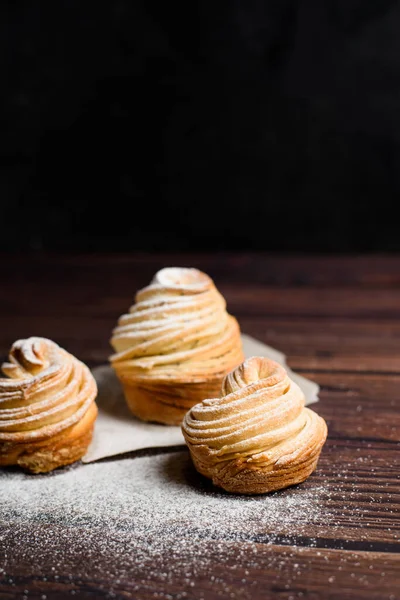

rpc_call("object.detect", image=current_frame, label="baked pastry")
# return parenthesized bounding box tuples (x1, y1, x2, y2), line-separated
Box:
(0, 337, 98, 473)
(182, 356, 327, 494)
(110, 267, 244, 425)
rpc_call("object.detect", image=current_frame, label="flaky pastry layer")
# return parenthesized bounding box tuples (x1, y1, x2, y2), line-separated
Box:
(0, 337, 98, 473)
(182, 356, 327, 494)
(110, 268, 243, 424)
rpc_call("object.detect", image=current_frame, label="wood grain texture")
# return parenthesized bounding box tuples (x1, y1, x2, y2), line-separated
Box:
(1, 527, 399, 600)
(1, 253, 400, 599)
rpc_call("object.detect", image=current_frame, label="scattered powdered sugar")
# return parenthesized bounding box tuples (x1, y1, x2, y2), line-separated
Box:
(0, 451, 329, 545)
(0, 451, 332, 600)
(0, 449, 397, 598)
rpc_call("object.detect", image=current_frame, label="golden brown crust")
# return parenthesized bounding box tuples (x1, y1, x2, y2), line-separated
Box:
(0, 337, 98, 473)
(110, 268, 244, 425)
(182, 356, 327, 494)
(121, 377, 226, 426)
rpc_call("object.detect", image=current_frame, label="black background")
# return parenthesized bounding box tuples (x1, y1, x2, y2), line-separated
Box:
(1, 1, 399, 252)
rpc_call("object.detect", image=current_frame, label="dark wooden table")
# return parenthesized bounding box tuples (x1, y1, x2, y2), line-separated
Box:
(1, 254, 399, 599)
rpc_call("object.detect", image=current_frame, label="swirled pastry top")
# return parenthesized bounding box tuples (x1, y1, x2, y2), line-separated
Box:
(182, 356, 327, 465)
(0, 337, 97, 443)
(110, 268, 243, 381)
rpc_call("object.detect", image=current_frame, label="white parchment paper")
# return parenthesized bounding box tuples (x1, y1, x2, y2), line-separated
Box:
(83, 334, 319, 463)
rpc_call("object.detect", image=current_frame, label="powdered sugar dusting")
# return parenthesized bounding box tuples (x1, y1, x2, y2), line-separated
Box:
(0, 450, 332, 597)
(0, 449, 399, 598)
(0, 451, 327, 543)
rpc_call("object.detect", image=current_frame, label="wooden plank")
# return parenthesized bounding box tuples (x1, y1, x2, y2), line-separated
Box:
(241, 317, 400, 374)
(294, 356, 400, 374)
(2, 283, 400, 362)
(3, 253, 400, 287)
(219, 287, 400, 319)
(0, 316, 115, 365)
(3, 274, 400, 320)
(1, 253, 400, 599)
(3, 255, 400, 325)
(0, 441, 399, 550)
(241, 317, 400, 355)
(1, 525, 399, 599)
(307, 372, 400, 443)
(2, 315, 400, 375)
(0, 440, 399, 594)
